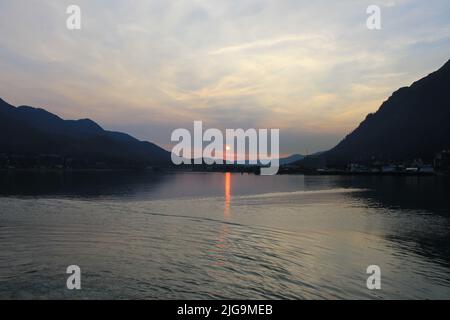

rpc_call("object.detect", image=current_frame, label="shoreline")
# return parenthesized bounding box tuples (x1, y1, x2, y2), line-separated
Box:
(0, 167, 447, 177)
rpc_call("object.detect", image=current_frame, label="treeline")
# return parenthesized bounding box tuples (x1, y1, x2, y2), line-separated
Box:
(0, 154, 154, 170)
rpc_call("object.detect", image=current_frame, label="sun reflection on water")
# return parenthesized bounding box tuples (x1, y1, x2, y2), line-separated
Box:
(224, 172, 231, 218)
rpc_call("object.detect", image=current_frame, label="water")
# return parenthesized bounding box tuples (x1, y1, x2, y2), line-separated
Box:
(1, 171, 450, 299)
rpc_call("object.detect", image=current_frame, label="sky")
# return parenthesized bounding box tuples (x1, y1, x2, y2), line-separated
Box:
(1, 0, 450, 155)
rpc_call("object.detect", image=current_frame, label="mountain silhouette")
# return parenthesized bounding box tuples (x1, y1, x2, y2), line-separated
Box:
(279, 154, 304, 165)
(0, 98, 170, 167)
(324, 59, 450, 166)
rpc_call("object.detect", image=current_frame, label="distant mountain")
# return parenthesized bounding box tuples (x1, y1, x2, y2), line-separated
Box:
(0, 98, 170, 167)
(324, 59, 450, 165)
(188, 154, 304, 166)
(279, 154, 304, 165)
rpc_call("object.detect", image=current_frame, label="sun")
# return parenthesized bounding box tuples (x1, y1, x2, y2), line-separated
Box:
(225, 145, 231, 151)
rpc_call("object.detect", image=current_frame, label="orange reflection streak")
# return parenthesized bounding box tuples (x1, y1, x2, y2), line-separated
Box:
(210, 173, 232, 268)
(224, 172, 231, 218)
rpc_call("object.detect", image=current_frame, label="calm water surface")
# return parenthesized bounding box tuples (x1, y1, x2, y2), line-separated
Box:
(1, 171, 450, 299)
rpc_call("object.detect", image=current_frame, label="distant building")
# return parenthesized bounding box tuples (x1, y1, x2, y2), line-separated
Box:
(411, 158, 424, 168)
(349, 163, 368, 172)
(382, 164, 396, 173)
(0, 154, 8, 168)
(419, 164, 435, 173)
(434, 150, 450, 170)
